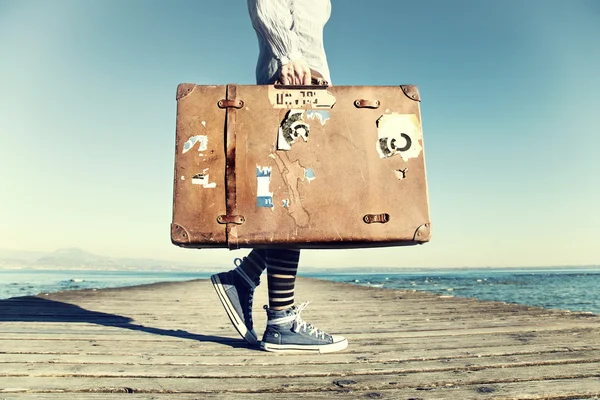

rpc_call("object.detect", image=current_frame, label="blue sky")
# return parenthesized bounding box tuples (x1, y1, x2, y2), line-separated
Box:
(0, 0, 598, 268)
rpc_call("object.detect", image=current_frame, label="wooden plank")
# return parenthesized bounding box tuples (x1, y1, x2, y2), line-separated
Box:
(4, 378, 600, 399)
(3, 343, 599, 367)
(1, 362, 599, 393)
(2, 328, 598, 361)
(1, 322, 598, 348)
(2, 349, 600, 378)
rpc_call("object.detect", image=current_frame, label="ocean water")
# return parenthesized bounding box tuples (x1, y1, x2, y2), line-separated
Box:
(1, 268, 599, 314)
(0, 270, 212, 300)
(305, 268, 600, 314)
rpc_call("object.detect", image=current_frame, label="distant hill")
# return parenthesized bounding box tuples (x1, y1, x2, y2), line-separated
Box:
(36, 248, 118, 268)
(0, 248, 212, 271)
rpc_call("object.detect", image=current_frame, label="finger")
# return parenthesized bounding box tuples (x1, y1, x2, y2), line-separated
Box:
(289, 67, 298, 85)
(280, 64, 289, 85)
(281, 67, 290, 85)
(302, 70, 311, 85)
(293, 67, 304, 85)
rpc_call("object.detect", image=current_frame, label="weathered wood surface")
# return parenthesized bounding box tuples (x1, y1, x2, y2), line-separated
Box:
(1, 277, 599, 399)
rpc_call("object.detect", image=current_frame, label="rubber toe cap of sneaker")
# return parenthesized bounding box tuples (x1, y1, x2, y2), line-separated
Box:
(331, 335, 348, 346)
(330, 334, 346, 342)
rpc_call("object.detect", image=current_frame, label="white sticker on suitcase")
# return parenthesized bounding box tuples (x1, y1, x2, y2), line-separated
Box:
(376, 113, 422, 161)
(191, 169, 216, 188)
(256, 166, 274, 208)
(277, 110, 310, 151)
(182, 135, 208, 154)
(394, 168, 408, 180)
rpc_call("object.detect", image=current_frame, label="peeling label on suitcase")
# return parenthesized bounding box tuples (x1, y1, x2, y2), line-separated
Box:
(191, 169, 216, 188)
(277, 110, 310, 150)
(394, 168, 408, 180)
(304, 168, 316, 182)
(256, 166, 274, 208)
(182, 135, 208, 154)
(306, 110, 330, 125)
(376, 113, 423, 161)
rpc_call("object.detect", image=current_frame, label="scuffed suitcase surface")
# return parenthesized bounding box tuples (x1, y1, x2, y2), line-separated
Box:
(172, 84, 431, 249)
(172, 85, 227, 247)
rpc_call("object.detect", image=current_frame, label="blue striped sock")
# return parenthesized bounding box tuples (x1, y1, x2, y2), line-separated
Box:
(266, 249, 300, 310)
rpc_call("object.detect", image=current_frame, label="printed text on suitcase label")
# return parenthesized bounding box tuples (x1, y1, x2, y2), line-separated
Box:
(269, 87, 336, 109)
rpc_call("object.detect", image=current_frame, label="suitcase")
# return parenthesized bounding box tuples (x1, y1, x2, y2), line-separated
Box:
(171, 83, 431, 249)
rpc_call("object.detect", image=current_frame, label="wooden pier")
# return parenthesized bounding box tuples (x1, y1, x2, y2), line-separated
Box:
(1, 277, 599, 399)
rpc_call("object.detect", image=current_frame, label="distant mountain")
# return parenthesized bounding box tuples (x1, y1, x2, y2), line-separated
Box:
(36, 248, 118, 268)
(0, 248, 213, 271)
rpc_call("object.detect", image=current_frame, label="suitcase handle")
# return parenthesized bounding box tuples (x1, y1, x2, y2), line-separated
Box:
(273, 69, 329, 89)
(273, 83, 329, 90)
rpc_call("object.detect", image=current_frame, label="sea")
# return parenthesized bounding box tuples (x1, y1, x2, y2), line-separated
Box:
(1, 268, 599, 315)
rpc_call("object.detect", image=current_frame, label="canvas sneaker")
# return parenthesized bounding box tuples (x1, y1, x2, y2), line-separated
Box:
(261, 301, 348, 353)
(211, 258, 259, 346)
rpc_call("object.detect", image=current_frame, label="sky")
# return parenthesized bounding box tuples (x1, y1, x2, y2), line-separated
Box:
(0, 0, 599, 269)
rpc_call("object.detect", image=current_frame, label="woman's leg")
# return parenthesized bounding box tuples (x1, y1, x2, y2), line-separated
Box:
(261, 249, 348, 353)
(265, 249, 300, 310)
(210, 249, 268, 345)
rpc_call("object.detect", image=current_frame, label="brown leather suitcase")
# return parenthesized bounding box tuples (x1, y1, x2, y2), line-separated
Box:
(171, 83, 431, 249)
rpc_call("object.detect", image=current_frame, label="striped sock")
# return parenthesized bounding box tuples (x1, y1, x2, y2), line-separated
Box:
(266, 249, 300, 310)
(234, 249, 267, 287)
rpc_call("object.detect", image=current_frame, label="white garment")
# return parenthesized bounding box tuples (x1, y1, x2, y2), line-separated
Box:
(247, 0, 331, 85)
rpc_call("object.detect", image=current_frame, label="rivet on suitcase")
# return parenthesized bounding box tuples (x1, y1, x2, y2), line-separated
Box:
(172, 83, 431, 249)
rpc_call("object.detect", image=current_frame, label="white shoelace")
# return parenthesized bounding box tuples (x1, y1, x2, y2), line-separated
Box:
(266, 302, 327, 339)
(291, 302, 327, 339)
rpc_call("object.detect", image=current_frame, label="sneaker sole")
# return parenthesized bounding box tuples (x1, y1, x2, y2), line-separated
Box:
(260, 338, 348, 354)
(211, 274, 258, 346)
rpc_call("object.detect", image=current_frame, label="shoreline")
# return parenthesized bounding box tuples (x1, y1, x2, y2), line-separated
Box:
(1, 275, 597, 318)
(2, 268, 600, 315)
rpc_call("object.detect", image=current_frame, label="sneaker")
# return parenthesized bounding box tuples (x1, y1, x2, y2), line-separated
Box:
(260, 301, 348, 353)
(211, 258, 259, 346)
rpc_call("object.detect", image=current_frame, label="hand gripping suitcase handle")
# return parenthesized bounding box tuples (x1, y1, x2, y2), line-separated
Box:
(273, 69, 329, 89)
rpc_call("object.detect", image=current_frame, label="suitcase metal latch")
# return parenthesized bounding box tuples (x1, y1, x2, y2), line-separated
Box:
(363, 213, 390, 224)
(218, 99, 244, 109)
(354, 99, 380, 109)
(217, 215, 245, 225)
